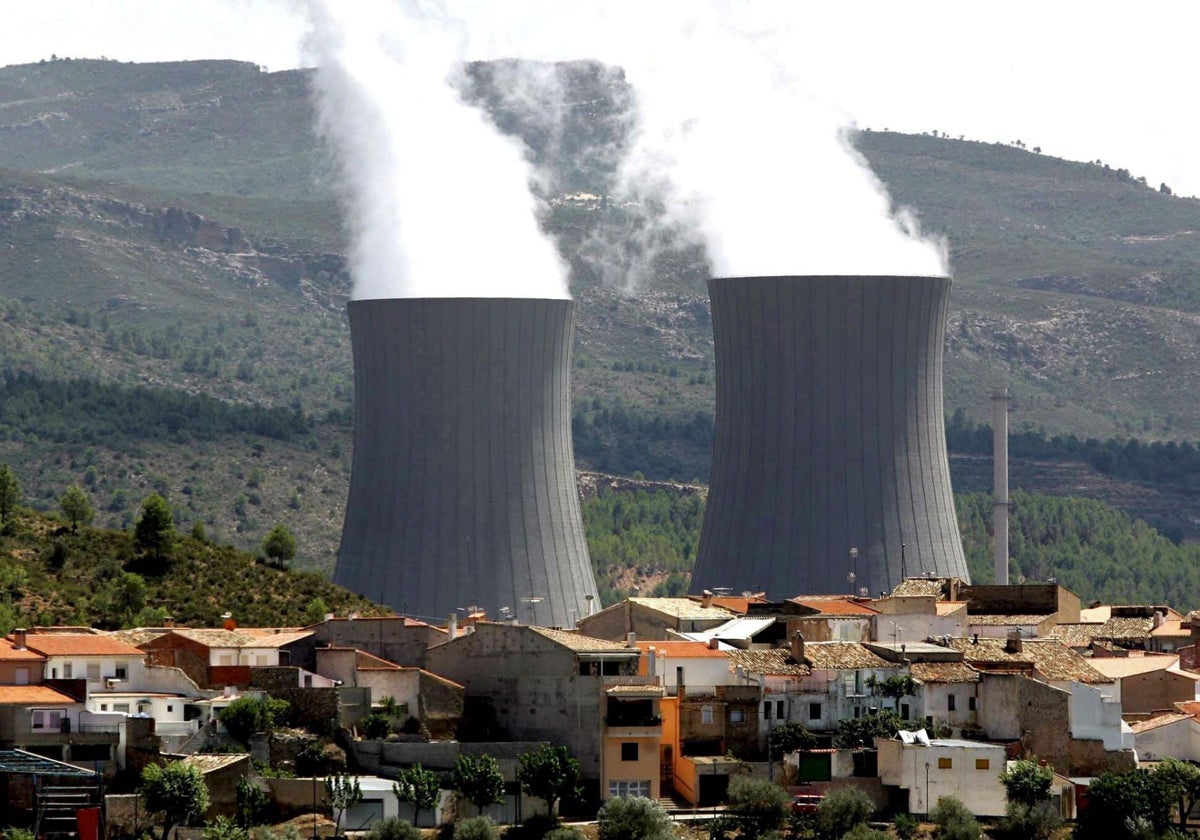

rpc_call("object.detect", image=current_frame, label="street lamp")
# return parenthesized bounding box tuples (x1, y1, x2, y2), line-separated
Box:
(521, 596, 543, 626)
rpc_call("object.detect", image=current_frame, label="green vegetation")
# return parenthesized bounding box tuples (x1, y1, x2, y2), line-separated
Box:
(452, 817, 499, 840)
(393, 764, 441, 828)
(958, 490, 1200, 607)
(596, 797, 673, 840)
(142, 761, 210, 840)
(0, 507, 381, 630)
(723, 776, 790, 840)
(366, 818, 421, 840)
(516, 745, 581, 816)
(262, 523, 297, 568)
(218, 696, 290, 746)
(814, 787, 873, 840)
(450, 755, 505, 815)
(929, 796, 981, 840)
(325, 774, 363, 838)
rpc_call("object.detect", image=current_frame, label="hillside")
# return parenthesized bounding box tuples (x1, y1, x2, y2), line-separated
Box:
(1, 58, 1200, 585)
(0, 508, 385, 631)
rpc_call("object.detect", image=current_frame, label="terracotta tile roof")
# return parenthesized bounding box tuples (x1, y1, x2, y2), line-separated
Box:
(1045, 624, 1100, 648)
(1129, 713, 1193, 734)
(628, 598, 736, 620)
(0, 639, 46, 662)
(1152, 618, 1188, 638)
(727, 649, 810, 677)
(165, 628, 310, 649)
(1089, 655, 1185, 680)
(530, 626, 639, 654)
(947, 638, 1111, 684)
(355, 650, 402, 671)
(911, 662, 981, 684)
(20, 634, 144, 657)
(803, 642, 894, 670)
(936, 602, 968, 617)
(0, 686, 80, 705)
(1177, 700, 1200, 718)
(635, 641, 728, 659)
(605, 684, 665, 697)
(890, 579, 945, 598)
(176, 754, 251, 773)
(691, 595, 769, 614)
(790, 597, 879, 617)
(112, 629, 173, 647)
(236, 630, 313, 648)
(966, 614, 1054, 627)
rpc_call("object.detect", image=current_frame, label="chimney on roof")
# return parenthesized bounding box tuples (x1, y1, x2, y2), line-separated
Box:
(1153, 610, 1165, 629)
(12, 628, 25, 651)
(448, 613, 458, 638)
(163, 616, 175, 629)
(701, 589, 714, 609)
(647, 646, 656, 678)
(708, 637, 719, 650)
(791, 631, 806, 664)
(1005, 629, 1022, 654)
(626, 632, 637, 648)
(222, 612, 236, 632)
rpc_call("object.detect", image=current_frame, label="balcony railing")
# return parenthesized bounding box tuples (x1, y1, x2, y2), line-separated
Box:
(77, 724, 120, 734)
(604, 716, 662, 727)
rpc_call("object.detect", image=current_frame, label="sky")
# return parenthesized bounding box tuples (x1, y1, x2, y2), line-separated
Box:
(1, 0, 1197, 198)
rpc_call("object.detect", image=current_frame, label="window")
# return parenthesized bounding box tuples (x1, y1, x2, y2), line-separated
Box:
(901, 703, 910, 719)
(100, 704, 108, 712)
(114, 663, 128, 680)
(809, 703, 822, 721)
(776, 700, 784, 719)
(14, 668, 28, 686)
(729, 708, 745, 723)
(948, 694, 957, 712)
(114, 704, 130, 714)
(763, 701, 772, 720)
(621, 742, 639, 762)
(976, 759, 990, 770)
(50, 668, 57, 679)
(218, 654, 234, 666)
(938, 757, 952, 769)
(167, 705, 174, 713)
(968, 696, 976, 712)
(31, 709, 64, 730)
(608, 780, 651, 798)
(701, 706, 714, 724)
(86, 663, 100, 682)
(853, 706, 861, 719)
(63, 664, 72, 679)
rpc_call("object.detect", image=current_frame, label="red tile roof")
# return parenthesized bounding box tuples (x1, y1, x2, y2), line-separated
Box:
(0, 638, 46, 662)
(790, 597, 880, 616)
(19, 634, 144, 657)
(635, 641, 728, 659)
(0, 685, 79, 705)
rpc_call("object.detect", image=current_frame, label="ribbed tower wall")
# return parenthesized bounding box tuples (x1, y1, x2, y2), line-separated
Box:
(691, 275, 970, 598)
(335, 298, 599, 627)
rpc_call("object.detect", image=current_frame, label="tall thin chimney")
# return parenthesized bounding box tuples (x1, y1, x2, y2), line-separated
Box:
(992, 388, 1010, 585)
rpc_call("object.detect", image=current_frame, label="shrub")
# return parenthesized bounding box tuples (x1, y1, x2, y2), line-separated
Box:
(999, 758, 1053, 806)
(543, 828, 584, 840)
(453, 817, 499, 840)
(991, 801, 1062, 840)
(368, 818, 421, 840)
(893, 812, 919, 840)
(725, 775, 790, 839)
(597, 796, 673, 840)
(841, 825, 888, 840)
(3, 830, 35, 840)
(815, 787, 873, 840)
(513, 813, 561, 840)
(930, 796, 980, 840)
(360, 713, 391, 740)
(218, 696, 289, 745)
(202, 818, 249, 840)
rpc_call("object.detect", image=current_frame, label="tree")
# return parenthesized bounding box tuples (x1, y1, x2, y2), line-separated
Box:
(596, 796, 673, 840)
(1077, 769, 1174, 839)
(218, 695, 290, 746)
(867, 674, 917, 712)
(1152, 757, 1200, 829)
(724, 775, 789, 839)
(930, 796, 980, 840)
(516, 744, 581, 816)
(59, 485, 94, 531)
(134, 493, 175, 560)
(816, 787, 873, 840)
(0, 464, 21, 524)
(450, 754, 505, 815)
(262, 523, 297, 568)
(325, 774, 362, 837)
(235, 776, 269, 828)
(834, 709, 918, 748)
(769, 721, 817, 756)
(393, 763, 441, 827)
(999, 757, 1053, 806)
(142, 760, 210, 840)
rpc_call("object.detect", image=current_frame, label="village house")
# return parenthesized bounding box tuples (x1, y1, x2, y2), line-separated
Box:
(877, 732, 1008, 816)
(576, 597, 737, 642)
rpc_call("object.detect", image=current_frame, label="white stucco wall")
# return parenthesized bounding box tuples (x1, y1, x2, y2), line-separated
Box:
(45, 655, 148, 690)
(1069, 681, 1133, 751)
(1135, 718, 1200, 762)
(877, 739, 1007, 816)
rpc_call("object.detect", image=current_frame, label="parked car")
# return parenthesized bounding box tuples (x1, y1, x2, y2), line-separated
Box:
(791, 793, 824, 814)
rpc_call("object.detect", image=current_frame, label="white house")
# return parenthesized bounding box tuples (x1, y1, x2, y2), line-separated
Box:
(877, 733, 1008, 816)
(1130, 712, 1200, 762)
(19, 631, 149, 691)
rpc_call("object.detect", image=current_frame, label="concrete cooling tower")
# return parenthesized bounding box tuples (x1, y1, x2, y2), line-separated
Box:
(335, 298, 600, 627)
(691, 275, 970, 599)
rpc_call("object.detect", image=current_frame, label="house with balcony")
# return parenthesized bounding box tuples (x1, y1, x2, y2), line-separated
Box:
(0, 684, 121, 774)
(602, 678, 664, 801)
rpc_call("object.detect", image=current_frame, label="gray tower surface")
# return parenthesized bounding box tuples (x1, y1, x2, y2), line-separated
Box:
(335, 298, 599, 627)
(691, 275, 970, 599)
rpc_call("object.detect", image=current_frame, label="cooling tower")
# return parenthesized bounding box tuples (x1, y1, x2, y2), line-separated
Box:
(335, 298, 599, 627)
(691, 275, 970, 599)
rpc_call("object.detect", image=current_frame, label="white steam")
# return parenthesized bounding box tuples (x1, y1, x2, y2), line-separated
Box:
(589, 6, 949, 283)
(302, 0, 568, 300)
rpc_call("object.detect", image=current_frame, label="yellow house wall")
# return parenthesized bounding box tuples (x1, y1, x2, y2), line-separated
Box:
(602, 735, 661, 800)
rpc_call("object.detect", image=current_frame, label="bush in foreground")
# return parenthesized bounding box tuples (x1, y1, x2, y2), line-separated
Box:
(597, 796, 673, 840)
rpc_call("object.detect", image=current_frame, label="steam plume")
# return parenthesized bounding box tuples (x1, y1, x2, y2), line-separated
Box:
(302, 0, 568, 299)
